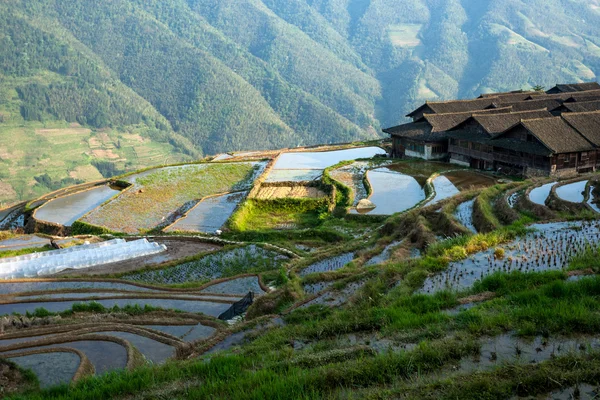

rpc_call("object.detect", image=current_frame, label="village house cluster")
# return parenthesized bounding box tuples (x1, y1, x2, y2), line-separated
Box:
(384, 82, 600, 177)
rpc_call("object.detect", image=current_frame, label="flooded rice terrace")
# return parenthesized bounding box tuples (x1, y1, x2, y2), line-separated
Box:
(427, 176, 460, 205)
(528, 182, 557, 205)
(34, 185, 121, 227)
(165, 191, 247, 233)
(588, 185, 600, 213)
(0, 298, 231, 317)
(454, 199, 477, 233)
(556, 180, 588, 203)
(7, 352, 80, 388)
(267, 147, 385, 183)
(421, 221, 600, 293)
(351, 168, 425, 215)
(124, 245, 287, 285)
(299, 252, 355, 277)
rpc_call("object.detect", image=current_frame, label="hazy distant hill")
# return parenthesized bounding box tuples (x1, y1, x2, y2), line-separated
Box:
(1, 0, 600, 202)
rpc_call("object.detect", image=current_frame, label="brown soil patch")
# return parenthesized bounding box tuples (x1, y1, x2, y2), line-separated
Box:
(444, 171, 497, 191)
(0, 359, 33, 394)
(88, 137, 102, 148)
(0, 182, 16, 199)
(254, 186, 326, 200)
(35, 128, 90, 137)
(54, 237, 222, 276)
(567, 268, 594, 277)
(92, 149, 120, 159)
(458, 291, 495, 305)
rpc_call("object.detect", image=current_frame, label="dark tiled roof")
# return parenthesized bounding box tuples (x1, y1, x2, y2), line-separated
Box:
(478, 91, 542, 102)
(518, 117, 594, 153)
(407, 98, 495, 117)
(423, 107, 512, 132)
(562, 111, 600, 146)
(562, 101, 600, 113)
(469, 109, 553, 137)
(383, 122, 440, 141)
(547, 82, 600, 93)
(494, 99, 562, 112)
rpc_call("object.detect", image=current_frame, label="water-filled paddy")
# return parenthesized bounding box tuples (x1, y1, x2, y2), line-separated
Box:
(427, 176, 459, 205)
(329, 161, 378, 206)
(34, 186, 120, 226)
(165, 192, 247, 233)
(124, 246, 287, 285)
(299, 253, 355, 277)
(454, 199, 477, 233)
(144, 323, 216, 342)
(13, 292, 234, 302)
(0, 235, 51, 251)
(556, 180, 588, 203)
(0, 281, 157, 295)
(264, 169, 323, 183)
(588, 186, 600, 213)
(273, 147, 385, 170)
(365, 241, 404, 266)
(200, 276, 265, 295)
(353, 168, 425, 215)
(528, 182, 556, 205)
(3, 340, 128, 375)
(420, 221, 600, 293)
(8, 352, 80, 388)
(100, 331, 175, 364)
(0, 298, 231, 317)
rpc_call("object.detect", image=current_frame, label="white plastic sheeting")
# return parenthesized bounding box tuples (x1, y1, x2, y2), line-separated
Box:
(0, 239, 166, 279)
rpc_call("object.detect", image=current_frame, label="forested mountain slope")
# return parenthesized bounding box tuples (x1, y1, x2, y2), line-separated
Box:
(1, 0, 600, 203)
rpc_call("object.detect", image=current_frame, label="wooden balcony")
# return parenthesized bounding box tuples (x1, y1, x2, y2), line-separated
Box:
(448, 145, 494, 162)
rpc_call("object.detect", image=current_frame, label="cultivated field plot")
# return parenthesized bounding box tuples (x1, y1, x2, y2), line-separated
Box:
(253, 185, 326, 200)
(123, 245, 288, 285)
(82, 163, 263, 233)
(34, 185, 121, 227)
(556, 180, 588, 203)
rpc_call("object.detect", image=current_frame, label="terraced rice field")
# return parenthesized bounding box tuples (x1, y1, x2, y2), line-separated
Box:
(556, 180, 588, 203)
(427, 176, 460, 205)
(351, 167, 425, 215)
(266, 147, 385, 183)
(34, 185, 121, 227)
(299, 253, 355, 277)
(365, 241, 404, 266)
(7, 352, 81, 388)
(454, 199, 477, 233)
(0, 298, 231, 317)
(421, 220, 600, 293)
(200, 276, 265, 295)
(529, 182, 557, 205)
(165, 192, 248, 233)
(82, 163, 263, 233)
(124, 246, 288, 285)
(329, 161, 388, 206)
